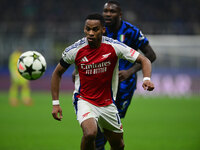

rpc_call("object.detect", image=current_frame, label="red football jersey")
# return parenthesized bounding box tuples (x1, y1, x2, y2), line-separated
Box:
(62, 36, 139, 106)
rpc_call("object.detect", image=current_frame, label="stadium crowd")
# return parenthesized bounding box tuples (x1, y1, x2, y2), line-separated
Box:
(0, 0, 199, 35)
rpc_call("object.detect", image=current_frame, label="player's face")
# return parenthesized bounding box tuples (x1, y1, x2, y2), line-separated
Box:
(103, 3, 121, 27)
(84, 19, 105, 48)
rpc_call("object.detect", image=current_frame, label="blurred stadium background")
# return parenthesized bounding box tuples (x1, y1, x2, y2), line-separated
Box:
(0, 0, 199, 95)
(0, 0, 200, 150)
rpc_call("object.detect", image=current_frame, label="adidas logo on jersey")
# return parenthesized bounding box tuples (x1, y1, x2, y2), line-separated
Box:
(81, 56, 89, 62)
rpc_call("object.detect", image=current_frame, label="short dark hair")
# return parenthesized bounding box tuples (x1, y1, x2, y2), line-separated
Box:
(85, 13, 105, 26)
(106, 0, 121, 11)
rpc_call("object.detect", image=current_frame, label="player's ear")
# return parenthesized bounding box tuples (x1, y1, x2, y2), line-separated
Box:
(84, 25, 87, 34)
(102, 27, 106, 34)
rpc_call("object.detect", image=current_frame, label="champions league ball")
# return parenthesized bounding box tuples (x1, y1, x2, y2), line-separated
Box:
(17, 51, 47, 80)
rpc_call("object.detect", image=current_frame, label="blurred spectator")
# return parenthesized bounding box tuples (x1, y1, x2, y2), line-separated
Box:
(9, 49, 33, 106)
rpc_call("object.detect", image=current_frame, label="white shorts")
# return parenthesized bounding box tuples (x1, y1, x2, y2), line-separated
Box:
(75, 99, 123, 133)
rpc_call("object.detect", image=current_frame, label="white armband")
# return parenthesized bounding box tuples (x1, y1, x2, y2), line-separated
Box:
(143, 77, 151, 82)
(52, 100, 60, 106)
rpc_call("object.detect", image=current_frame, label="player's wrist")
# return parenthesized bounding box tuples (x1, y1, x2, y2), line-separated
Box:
(143, 77, 151, 82)
(52, 100, 60, 106)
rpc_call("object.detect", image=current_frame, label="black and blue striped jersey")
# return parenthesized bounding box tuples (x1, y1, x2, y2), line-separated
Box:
(105, 20, 149, 118)
(105, 20, 149, 73)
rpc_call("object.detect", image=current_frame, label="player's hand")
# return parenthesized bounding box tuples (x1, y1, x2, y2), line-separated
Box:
(52, 105, 63, 121)
(142, 80, 154, 91)
(119, 70, 131, 82)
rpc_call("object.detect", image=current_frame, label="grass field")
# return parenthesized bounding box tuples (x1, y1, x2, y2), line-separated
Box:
(0, 91, 200, 150)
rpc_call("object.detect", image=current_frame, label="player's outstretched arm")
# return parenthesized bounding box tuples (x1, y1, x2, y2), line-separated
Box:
(51, 63, 67, 121)
(136, 54, 154, 91)
(72, 69, 76, 83)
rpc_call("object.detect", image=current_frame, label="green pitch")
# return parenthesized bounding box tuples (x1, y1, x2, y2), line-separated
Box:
(0, 91, 200, 150)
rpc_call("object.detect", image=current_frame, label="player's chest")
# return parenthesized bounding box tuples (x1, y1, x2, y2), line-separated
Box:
(75, 45, 117, 75)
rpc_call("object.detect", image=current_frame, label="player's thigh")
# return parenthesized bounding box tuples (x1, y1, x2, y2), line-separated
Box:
(81, 118, 98, 137)
(77, 100, 98, 136)
(103, 128, 124, 148)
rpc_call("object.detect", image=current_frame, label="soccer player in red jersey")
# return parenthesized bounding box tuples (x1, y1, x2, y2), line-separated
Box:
(51, 13, 154, 150)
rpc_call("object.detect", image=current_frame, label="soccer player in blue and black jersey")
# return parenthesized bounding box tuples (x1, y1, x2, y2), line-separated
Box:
(95, 1, 156, 149)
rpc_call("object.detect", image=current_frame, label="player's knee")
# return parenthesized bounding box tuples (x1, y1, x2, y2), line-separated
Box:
(83, 130, 97, 141)
(111, 140, 125, 150)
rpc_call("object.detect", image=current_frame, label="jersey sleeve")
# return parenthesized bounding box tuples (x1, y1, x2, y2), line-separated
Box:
(62, 46, 76, 64)
(112, 40, 140, 63)
(131, 28, 149, 50)
(62, 38, 86, 64)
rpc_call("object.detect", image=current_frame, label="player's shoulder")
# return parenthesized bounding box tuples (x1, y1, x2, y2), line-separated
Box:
(64, 37, 87, 53)
(102, 36, 127, 48)
(122, 20, 140, 32)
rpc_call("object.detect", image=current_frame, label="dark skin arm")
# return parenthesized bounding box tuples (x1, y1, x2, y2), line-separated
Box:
(135, 53, 154, 91)
(119, 44, 156, 82)
(72, 69, 76, 83)
(51, 63, 68, 121)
